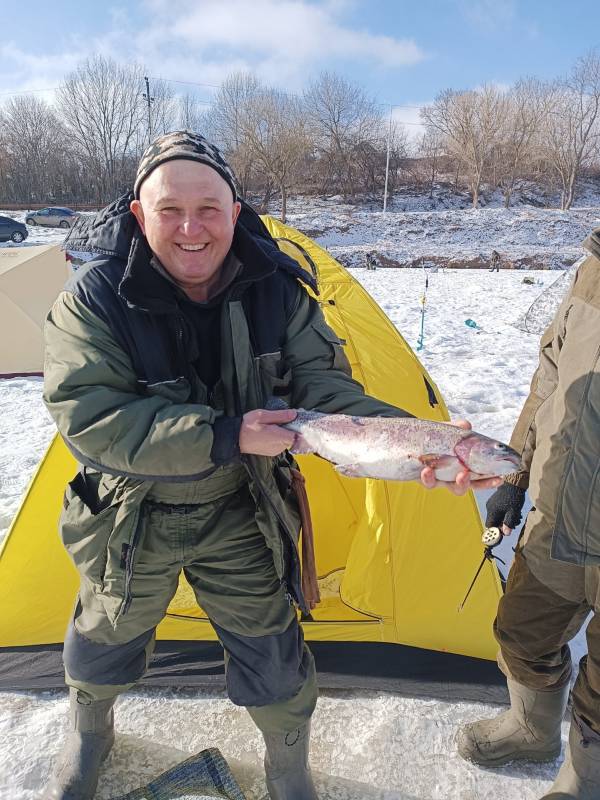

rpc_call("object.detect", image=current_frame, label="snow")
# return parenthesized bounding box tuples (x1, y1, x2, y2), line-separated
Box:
(0, 199, 597, 799)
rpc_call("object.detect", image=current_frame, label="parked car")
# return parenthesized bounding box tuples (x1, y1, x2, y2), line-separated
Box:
(25, 207, 79, 228)
(0, 215, 28, 243)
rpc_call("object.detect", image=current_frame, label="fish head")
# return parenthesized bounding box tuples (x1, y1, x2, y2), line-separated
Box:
(454, 433, 521, 477)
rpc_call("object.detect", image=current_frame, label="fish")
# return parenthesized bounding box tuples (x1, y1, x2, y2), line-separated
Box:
(282, 410, 521, 481)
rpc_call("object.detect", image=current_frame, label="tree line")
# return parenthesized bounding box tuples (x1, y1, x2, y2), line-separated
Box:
(0, 51, 599, 218)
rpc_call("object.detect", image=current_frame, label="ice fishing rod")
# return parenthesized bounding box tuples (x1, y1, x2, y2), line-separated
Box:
(416, 259, 428, 351)
(458, 526, 506, 612)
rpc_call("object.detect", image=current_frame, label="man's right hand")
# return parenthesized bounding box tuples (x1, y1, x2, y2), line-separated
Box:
(239, 408, 297, 457)
(485, 482, 527, 535)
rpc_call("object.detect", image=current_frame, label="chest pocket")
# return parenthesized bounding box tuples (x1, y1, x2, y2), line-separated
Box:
(311, 319, 352, 375)
(256, 350, 292, 404)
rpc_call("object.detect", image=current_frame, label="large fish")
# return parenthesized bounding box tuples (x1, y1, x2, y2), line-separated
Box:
(283, 410, 521, 481)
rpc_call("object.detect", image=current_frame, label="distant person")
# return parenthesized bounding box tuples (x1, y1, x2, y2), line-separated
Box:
(457, 226, 600, 799)
(489, 250, 501, 272)
(365, 250, 377, 270)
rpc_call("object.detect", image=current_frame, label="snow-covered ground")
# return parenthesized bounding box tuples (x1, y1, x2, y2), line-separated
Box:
(285, 198, 600, 270)
(1, 200, 598, 799)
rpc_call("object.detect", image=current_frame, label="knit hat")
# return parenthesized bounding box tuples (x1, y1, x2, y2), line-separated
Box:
(134, 131, 238, 200)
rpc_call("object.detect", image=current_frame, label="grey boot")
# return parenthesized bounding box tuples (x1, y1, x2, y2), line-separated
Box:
(540, 715, 600, 799)
(456, 678, 568, 767)
(263, 723, 318, 799)
(40, 690, 115, 800)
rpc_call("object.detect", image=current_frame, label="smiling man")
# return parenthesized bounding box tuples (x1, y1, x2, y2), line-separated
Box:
(41, 131, 499, 800)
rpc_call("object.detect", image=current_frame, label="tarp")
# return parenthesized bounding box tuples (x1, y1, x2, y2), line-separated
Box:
(0, 218, 505, 698)
(0, 245, 69, 376)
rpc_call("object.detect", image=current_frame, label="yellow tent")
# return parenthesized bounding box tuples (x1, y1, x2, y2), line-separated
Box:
(0, 219, 505, 699)
(0, 244, 69, 376)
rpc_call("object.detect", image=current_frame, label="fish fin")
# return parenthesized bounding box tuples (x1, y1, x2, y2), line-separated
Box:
(265, 396, 290, 411)
(289, 434, 314, 456)
(335, 463, 369, 478)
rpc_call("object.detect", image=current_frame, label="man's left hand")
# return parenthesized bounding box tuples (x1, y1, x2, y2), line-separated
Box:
(419, 419, 503, 496)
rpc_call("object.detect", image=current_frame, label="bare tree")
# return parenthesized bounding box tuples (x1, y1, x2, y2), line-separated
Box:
(0, 95, 69, 203)
(203, 72, 262, 197)
(418, 128, 446, 198)
(304, 71, 380, 199)
(240, 89, 310, 221)
(58, 56, 145, 202)
(422, 85, 507, 207)
(492, 79, 546, 207)
(178, 92, 204, 132)
(541, 51, 600, 209)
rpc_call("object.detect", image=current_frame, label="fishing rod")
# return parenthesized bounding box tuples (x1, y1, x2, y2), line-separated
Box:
(458, 526, 506, 612)
(416, 259, 428, 351)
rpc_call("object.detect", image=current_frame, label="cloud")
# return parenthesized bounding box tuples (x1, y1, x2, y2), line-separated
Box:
(456, 0, 516, 33)
(160, 0, 424, 67)
(0, 1, 426, 102)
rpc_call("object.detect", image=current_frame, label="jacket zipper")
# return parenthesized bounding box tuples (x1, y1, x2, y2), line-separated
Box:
(119, 510, 145, 618)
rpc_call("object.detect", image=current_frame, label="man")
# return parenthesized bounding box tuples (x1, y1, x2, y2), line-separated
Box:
(42, 131, 500, 800)
(489, 250, 501, 272)
(457, 229, 600, 799)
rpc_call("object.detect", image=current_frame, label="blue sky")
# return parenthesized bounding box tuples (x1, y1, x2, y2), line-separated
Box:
(1, 0, 598, 130)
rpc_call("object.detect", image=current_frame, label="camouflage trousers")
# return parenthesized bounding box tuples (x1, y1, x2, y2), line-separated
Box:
(63, 479, 317, 735)
(495, 507, 600, 733)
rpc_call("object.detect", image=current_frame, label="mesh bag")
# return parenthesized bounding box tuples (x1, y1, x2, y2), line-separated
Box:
(112, 748, 247, 800)
(514, 258, 583, 335)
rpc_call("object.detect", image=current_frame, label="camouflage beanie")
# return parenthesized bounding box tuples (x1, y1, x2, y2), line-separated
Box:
(134, 131, 238, 200)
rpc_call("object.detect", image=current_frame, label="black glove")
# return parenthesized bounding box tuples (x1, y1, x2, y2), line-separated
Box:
(485, 483, 526, 530)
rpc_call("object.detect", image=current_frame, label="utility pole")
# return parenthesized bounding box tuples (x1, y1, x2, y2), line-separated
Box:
(142, 76, 154, 144)
(383, 105, 393, 213)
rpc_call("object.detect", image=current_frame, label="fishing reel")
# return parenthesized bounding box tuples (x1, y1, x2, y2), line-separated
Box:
(458, 526, 505, 611)
(481, 526, 502, 548)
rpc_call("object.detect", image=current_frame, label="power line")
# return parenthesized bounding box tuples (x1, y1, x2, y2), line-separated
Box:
(149, 77, 221, 90)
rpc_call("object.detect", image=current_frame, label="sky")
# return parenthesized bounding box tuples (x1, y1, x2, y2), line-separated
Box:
(1, 0, 599, 133)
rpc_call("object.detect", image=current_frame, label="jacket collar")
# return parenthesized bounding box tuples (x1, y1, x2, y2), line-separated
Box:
(583, 227, 600, 263)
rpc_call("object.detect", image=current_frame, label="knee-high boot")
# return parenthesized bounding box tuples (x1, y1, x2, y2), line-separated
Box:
(40, 689, 115, 800)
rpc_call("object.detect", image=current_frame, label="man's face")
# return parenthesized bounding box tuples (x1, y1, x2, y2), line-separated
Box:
(130, 160, 241, 301)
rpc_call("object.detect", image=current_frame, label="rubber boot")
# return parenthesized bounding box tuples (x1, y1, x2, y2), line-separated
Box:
(40, 690, 115, 799)
(263, 723, 318, 799)
(456, 678, 569, 767)
(540, 715, 600, 799)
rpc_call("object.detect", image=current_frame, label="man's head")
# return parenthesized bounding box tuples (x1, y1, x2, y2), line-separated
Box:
(130, 131, 241, 301)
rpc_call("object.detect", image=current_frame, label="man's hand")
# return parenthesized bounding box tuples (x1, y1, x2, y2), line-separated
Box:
(419, 419, 503, 496)
(485, 482, 527, 535)
(239, 408, 297, 457)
